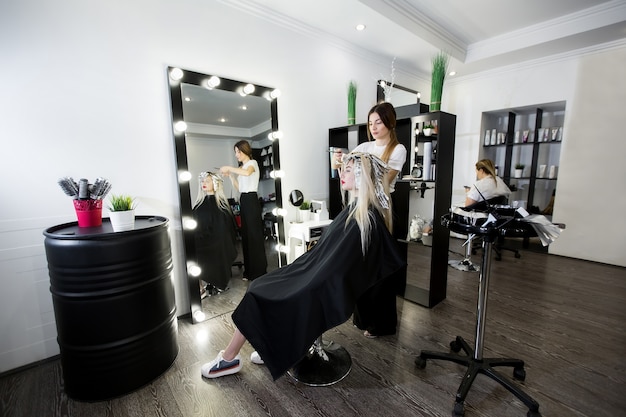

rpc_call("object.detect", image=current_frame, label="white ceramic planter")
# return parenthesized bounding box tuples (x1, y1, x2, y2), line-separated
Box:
(298, 210, 310, 223)
(514, 169, 523, 178)
(109, 210, 135, 232)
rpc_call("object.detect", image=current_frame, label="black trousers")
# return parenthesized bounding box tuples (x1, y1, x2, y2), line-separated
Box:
(239, 192, 267, 279)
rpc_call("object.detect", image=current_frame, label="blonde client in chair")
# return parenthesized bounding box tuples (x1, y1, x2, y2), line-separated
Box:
(465, 159, 511, 207)
(201, 153, 405, 380)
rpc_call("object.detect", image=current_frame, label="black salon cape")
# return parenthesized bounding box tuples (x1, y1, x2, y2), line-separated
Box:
(193, 195, 238, 290)
(231, 205, 406, 380)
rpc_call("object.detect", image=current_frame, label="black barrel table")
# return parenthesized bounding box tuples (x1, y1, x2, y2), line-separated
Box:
(43, 215, 178, 401)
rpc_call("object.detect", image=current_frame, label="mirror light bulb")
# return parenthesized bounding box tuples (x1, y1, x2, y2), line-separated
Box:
(275, 244, 289, 253)
(170, 67, 184, 81)
(270, 89, 281, 99)
(272, 207, 287, 217)
(183, 218, 197, 230)
(178, 171, 192, 182)
(174, 121, 187, 132)
(188, 264, 202, 277)
(268, 131, 283, 141)
(206, 76, 220, 89)
(269, 170, 284, 179)
(193, 310, 206, 323)
(243, 83, 255, 95)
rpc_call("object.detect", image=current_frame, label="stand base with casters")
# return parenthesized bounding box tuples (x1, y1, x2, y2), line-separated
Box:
(449, 235, 480, 272)
(415, 335, 540, 417)
(420, 212, 546, 417)
(288, 335, 351, 386)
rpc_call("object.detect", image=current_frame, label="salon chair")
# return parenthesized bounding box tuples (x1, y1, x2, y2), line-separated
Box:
(449, 196, 508, 272)
(466, 196, 521, 261)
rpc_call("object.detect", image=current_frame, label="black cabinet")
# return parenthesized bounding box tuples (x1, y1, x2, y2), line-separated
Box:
(480, 102, 565, 214)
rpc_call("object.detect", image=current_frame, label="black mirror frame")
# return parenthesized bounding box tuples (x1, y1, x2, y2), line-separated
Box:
(167, 66, 286, 323)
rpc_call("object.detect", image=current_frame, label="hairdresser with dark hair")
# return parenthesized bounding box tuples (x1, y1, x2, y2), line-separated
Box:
(220, 140, 267, 280)
(351, 102, 407, 338)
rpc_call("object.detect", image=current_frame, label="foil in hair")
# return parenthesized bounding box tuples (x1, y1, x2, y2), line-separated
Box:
(341, 152, 391, 209)
(199, 171, 223, 190)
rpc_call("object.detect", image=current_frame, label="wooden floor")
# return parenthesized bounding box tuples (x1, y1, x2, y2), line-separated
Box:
(1, 239, 625, 417)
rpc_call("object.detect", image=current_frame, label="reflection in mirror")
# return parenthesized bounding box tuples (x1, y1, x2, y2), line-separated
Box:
(377, 81, 421, 107)
(289, 190, 304, 207)
(167, 67, 285, 324)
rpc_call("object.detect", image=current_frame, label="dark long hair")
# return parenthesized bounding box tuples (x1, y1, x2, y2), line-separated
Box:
(234, 140, 253, 160)
(366, 102, 398, 163)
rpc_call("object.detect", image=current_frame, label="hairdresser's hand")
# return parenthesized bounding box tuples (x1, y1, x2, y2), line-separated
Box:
(220, 166, 231, 176)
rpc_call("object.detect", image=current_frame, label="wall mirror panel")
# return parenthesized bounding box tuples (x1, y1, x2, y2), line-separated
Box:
(167, 67, 284, 323)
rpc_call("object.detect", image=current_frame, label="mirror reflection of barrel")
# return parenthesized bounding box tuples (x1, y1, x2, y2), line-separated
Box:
(43, 216, 178, 401)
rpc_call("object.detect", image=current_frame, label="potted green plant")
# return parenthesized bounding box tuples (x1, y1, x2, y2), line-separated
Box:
(108, 194, 137, 231)
(514, 164, 525, 178)
(423, 124, 435, 137)
(298, 200, 311, 223)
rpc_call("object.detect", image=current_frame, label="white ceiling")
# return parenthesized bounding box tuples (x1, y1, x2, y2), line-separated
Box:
(238, 0, 626, 78)
(183, 0, 626, 131)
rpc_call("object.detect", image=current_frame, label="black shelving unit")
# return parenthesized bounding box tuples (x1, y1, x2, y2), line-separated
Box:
(252, 144, 274, 181)
(404, 112, 456, 307)
(480, 102, 565, 214)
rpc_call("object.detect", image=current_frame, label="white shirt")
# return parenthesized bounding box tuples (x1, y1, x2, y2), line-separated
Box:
(466, 175, 511, 203)
(352, 141, 407, 192)
(237, 159, 260, 193)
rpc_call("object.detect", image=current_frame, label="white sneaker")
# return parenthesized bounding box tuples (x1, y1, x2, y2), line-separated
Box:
(201, 350, 242, 378)
(250, 351, 264, 365)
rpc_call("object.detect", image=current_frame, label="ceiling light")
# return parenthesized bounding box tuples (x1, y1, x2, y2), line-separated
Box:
(240, 105, 247, 110)
(184, 97, 190, 102)
(356, 24, 366, 31)
(449, 71, 456, 76)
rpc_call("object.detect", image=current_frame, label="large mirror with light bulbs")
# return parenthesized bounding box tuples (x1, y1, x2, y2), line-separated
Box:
(167, 67, 285, 323)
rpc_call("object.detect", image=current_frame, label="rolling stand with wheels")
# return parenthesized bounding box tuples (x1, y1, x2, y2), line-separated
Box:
(416, 211, 546, 417)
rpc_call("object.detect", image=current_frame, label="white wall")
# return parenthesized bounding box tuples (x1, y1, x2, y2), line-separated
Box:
(443, 46, 626, 266)
(1, 0, 624, 373)
(0, 0, 418, 372)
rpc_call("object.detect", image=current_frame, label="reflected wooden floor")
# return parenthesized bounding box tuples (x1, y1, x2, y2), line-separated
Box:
(1, 240, 624, 417)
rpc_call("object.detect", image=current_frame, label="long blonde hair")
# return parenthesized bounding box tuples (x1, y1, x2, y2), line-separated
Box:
(193, 172, 231, 211)
(341, 153, 392, 254)
(475, 159, 497, 185)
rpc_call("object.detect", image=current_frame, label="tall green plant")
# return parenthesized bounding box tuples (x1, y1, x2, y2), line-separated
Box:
(347, 80, 357, 125)
(430, 51, 449, 111)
